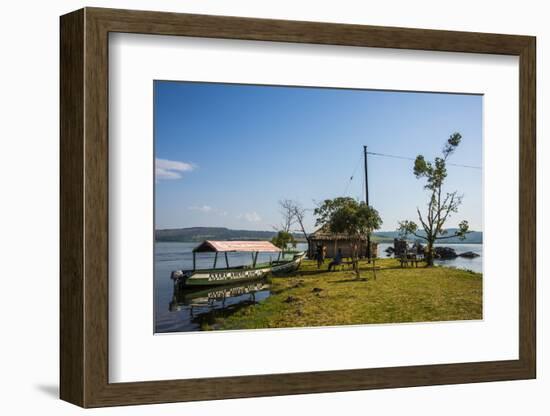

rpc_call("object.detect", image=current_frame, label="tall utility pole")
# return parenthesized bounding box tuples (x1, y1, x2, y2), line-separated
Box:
(363, 146, 369, 205)
(364, 145, 371, 262)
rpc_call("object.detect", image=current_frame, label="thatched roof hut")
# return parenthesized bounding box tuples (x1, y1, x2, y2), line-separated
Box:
(308, 226, 378, 259)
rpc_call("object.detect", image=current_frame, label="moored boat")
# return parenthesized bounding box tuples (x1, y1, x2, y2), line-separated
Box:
(171, 240, 305, 287)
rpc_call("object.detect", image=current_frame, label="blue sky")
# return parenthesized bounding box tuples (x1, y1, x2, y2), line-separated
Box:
(154, 81, 483, 232)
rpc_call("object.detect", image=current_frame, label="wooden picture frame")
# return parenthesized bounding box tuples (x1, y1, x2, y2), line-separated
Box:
(60, 7, 536, 408)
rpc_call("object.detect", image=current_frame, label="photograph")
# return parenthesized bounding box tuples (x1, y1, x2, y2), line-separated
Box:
(154, 80, 483, 334)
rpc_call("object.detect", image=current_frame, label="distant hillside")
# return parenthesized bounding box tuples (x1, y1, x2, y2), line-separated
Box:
(156, 227, 482, 244)
(155, 227, 304, 242)
(372, 229, 483, 244)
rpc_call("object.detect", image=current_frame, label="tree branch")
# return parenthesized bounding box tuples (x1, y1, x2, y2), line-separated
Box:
(411, 233, 428, 241)
(416, 207, 430, 234)
(435, 231, 471, 240)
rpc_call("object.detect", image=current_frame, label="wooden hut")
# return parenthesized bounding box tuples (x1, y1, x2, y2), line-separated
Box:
(307, 226, 378, 259)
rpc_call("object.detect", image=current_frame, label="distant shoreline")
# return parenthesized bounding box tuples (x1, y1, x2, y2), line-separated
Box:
(155, 227, 300, 244)
(155, 226, 482, 244)
(155, 240, 482, 245)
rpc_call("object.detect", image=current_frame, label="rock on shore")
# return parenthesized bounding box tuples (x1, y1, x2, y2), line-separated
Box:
(434, 246, 458, 259)
(458, 251, 480, 258)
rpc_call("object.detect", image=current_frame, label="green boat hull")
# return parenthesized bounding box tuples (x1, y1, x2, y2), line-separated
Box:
(172, 252, 305, 287)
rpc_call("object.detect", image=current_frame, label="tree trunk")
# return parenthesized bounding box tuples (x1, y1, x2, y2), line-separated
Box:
(353, 255, 360, 279)
(426, 239, 435, 266)
(353, 239, 360, 279)
(293, 209, 311, 253)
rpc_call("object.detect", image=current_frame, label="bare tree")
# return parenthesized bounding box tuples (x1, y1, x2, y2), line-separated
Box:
(272, 199, 312, 248)
(273, 199, 296, 233)
(290, 202, 310, 245)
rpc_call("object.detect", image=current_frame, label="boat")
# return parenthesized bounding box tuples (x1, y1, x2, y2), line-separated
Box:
(170, 240, 306, 287)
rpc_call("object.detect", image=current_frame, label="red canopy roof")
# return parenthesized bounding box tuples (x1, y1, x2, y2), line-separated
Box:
(193, 240, 282, 253)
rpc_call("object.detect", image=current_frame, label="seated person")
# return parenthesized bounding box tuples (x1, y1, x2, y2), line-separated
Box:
(328, 249, 344, 271)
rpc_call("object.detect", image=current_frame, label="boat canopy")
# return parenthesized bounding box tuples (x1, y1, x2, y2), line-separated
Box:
(193, 240, 282, 253)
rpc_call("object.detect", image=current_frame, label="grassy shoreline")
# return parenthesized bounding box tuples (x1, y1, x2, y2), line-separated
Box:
(203, 258, 482, 331)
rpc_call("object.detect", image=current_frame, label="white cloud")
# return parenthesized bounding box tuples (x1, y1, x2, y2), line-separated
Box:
(238, 211, 262, 223)
(188, 205, 212, 213)
(188, 206, 229, 218)
(155, 158, 195, 180)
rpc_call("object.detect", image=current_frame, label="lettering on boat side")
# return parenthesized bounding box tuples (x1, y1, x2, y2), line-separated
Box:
(207, 270, 265, 281)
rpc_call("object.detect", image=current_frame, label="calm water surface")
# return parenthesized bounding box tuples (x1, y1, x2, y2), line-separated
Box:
(155, 241, 482, 333)
(378, 242, 483, 273)
(154, 242, 308, 333)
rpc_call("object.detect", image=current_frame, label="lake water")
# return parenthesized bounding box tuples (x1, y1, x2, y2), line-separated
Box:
(154, 242, 308, 333)
(155, 241, 482, 333)
(377, 242, 483, 273)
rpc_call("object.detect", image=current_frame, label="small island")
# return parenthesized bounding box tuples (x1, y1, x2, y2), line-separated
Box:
(196, 258, 482, 331)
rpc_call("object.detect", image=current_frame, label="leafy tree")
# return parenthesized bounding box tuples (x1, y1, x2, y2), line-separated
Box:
(271, 230, 297, 254)
(314, 197, 382, 278)
(398, 133, 470, 266)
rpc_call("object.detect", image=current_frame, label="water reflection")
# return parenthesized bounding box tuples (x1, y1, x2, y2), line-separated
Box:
(166, 280, 272, 331)
(155, 242, 307, 332)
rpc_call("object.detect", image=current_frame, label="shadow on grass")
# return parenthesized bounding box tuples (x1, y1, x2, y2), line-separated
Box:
(285, 270, 333, 277)
(330, 277, 371, 284)
(271, 283, 306, 295)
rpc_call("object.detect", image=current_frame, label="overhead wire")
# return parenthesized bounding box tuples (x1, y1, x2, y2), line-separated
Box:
(343, 152, 364, 196)
(342, 149, 481, 199)
(366, 151, 482, 170)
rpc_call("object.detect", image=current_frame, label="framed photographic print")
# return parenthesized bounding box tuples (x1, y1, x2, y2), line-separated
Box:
(60, 7, 536, 408)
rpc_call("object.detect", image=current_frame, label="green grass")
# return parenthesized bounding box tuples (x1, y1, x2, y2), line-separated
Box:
(206, 258, 482, 331)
